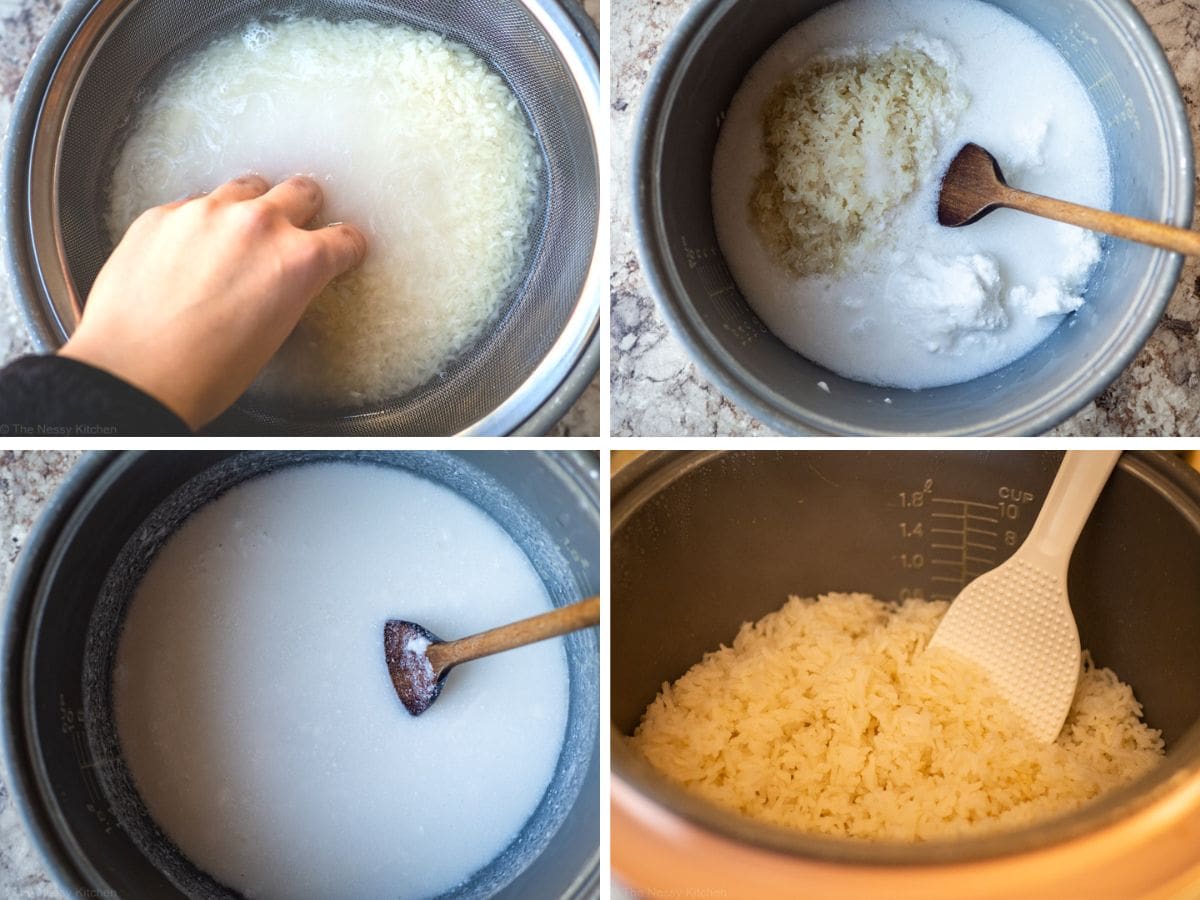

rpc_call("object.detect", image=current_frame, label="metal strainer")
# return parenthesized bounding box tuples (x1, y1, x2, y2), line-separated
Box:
(4, 0, 600, 435)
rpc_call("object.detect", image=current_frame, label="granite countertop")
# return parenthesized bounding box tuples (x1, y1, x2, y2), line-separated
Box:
(0, 0, 600, 438)
(611, 0, 1200, 436)
(0, 450, 82, 899)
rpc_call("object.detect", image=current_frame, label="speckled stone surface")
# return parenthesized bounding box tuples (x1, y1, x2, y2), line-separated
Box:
(0, 450, 82, 900)
(611, 0, 1200, 436)
(0, 0, 600, 438)
(556, 0, 600, 437)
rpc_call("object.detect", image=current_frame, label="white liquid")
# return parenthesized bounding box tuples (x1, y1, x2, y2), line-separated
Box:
(107, 19, 541, 408)
(712, 0, 1113, 390)
(113, 463, 569, 900)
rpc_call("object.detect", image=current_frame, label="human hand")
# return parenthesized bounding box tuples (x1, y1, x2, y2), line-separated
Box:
(59, 174, 367, 430)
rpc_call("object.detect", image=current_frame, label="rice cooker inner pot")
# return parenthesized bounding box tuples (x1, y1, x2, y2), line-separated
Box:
(7, 451, 600, 899)
(612, 450, 1200, 864)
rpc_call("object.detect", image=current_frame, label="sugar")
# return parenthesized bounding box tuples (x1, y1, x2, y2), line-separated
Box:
(712, 0, 1112, 391)
(406, 635, 431, 655)
(112, 463, 568, 899)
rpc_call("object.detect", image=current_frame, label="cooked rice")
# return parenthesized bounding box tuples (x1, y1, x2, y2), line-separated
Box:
(630, 592, 1163, 841)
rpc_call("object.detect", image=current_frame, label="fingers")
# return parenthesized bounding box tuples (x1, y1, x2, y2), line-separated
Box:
(261, 175, 325, 227)
(165, 176, 326, 232)
(207, 174, 271, 205)
(306, 223, 368, 280)
(150, 173, 364, 287)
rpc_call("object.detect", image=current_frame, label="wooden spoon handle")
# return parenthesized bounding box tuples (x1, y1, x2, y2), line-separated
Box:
(427, 596, 600, 673)
(1001, 186, 1200, 256)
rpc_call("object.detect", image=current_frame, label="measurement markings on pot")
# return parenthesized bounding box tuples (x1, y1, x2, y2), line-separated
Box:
(929, 499, 1000, 598)
(1058, 20, 1139, 133)
(60, 694, 117, 835)
(680, 236, 767, 347)
(894, 481, 1038, 600)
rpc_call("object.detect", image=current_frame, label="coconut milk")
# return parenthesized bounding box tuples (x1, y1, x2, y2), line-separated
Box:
(113, 462, 569, 899)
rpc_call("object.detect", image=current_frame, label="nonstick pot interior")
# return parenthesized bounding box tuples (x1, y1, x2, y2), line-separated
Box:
(612, 451, 1200, 863)
(4, 451, 600, 899)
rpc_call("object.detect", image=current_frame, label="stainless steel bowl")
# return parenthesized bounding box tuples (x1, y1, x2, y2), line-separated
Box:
(634, 0, 1195, 436)
(4, 0, 601, 436)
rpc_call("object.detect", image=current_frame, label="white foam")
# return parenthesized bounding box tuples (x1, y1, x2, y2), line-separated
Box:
(712, 0, 1112, 391)
(113, 463, 568, 899)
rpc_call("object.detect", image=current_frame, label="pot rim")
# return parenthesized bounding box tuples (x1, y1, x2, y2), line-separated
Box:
(631, 0, 1196, 436)
(1, 451, 120, 900)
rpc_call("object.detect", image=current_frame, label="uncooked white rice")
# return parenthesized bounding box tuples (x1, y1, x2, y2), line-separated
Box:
(752, 41, 966, 276)
(106, 18, 541, 408)
(630, 593, 1163, 841)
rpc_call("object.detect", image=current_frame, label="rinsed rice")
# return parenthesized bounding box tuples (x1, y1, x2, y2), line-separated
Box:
(752, 41, 966, 276)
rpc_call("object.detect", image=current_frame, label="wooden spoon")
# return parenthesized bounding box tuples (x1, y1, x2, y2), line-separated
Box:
(938, 143, 1200, 256)
(384, 596, 600, 716)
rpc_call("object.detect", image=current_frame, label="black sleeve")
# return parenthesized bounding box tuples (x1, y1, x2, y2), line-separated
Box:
(0, 356, 191, 436)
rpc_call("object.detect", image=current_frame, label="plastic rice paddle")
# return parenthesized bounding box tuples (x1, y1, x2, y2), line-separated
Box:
(928, 451, 1121, 743)
(385, 596, 600, 716)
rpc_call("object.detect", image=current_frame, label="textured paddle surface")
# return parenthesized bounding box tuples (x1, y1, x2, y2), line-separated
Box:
(928, 557, 1081, 743)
